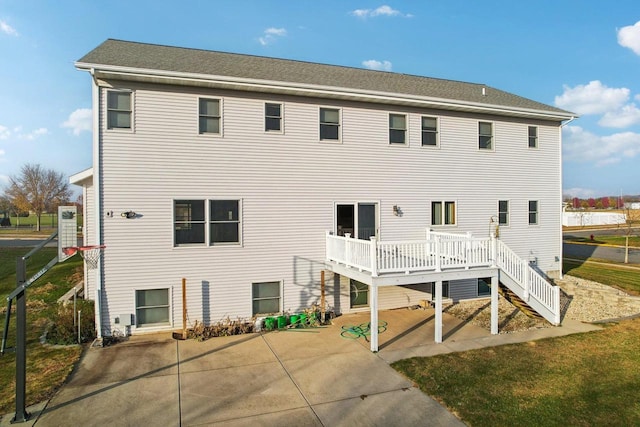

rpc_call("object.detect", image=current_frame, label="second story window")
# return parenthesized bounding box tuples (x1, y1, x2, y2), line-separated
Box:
(529, 200, 539, 225)
(498, 200, 509, 225)
(320, 108, 340, 141)
(479, 121, 493, 150)
(265, 103, 282, 132)
(199, 98, 221, 135)
(107, 90, 132, 129)
(389, 113, 407, 144)
(421, 116, 438, 146)
(528, 126, 538, 148)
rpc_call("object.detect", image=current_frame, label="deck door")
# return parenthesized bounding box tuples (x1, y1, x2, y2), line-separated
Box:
(335, 203, 378, 240)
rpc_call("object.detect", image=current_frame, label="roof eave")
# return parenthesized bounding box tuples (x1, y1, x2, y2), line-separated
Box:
(70, 167, 93, 185)
(75, 62, 576, 121)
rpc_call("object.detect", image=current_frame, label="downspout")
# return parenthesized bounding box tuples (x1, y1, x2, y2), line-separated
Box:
(558, 116, 576, 279)
(90, 68, 103, 340)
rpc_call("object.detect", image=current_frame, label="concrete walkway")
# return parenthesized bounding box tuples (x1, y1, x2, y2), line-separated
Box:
(2, 309, 602, 426)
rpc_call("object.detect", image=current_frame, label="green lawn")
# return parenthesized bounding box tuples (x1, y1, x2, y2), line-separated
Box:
(563, 259, 640, 296)
(0, 246, 84, 414)
(0, 213, 83, 234)
(393, 318, 640, 426)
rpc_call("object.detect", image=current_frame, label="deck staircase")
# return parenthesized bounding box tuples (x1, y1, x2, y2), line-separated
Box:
(498, 283, 544, 320)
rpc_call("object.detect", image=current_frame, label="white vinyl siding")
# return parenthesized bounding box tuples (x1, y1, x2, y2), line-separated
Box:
(95, 83, 563, 333)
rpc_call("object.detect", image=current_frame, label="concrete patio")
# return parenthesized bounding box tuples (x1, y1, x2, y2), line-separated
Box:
(1, 308, 600, 426)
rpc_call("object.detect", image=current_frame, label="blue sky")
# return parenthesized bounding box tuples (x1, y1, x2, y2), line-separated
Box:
(1, 1, 640, 199)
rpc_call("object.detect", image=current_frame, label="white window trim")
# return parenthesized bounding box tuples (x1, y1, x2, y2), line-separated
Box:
(420, 115, 440, 148)
(251, 280, 283, 316)
(209, 198, 243, 247)
(318, 106, 342, 143)
(389, 112, 409, 146)
(173, 199, 207, 247)
(134, 286, 173, 330)
(528, 125, 538, 149)
(333, 200, 381, 240)
(197, 96, 223, 138)
(478, 120, 495, 151)
(105, 89, 134, 133)
(431, 200, 457, 227)
(498, 200, 510, 227)
(264, 102, 284, 134)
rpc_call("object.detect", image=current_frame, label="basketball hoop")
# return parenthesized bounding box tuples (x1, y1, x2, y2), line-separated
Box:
(62, 245, 106, 270)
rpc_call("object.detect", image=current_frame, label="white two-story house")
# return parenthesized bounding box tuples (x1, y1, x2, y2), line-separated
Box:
(72, 39, 575, 350)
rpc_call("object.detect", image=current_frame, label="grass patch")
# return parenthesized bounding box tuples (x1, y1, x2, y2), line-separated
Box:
(0, 246, 85, 414)
(393, 318, 640, 426)
(563, 259, 640, 296)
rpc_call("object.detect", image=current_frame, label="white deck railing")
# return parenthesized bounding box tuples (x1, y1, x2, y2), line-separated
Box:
(326, 229, 560, 324)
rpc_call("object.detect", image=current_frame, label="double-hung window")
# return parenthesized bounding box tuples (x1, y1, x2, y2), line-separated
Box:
(319, 108, 340, 141)
(210, 200, 240, 244)
(498, 200, 509, 225)
(199, 98, 221, 134)
(252, 281, 281, 315)
(265, 103, 282, 132)
(107, 90, 132, 129)
(529, 201, 539, 225)
(174, 200, 206, 245)
(479, 121, 493, 150)
(431, 201, 456, 226)
(421, 116, 438, 146)
(528, 126, 538, 148)
(389, 113, 407, 144)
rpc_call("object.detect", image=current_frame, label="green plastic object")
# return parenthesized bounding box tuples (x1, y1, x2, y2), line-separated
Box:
(264, 317, 276, 330)
(277, 315, 287, 329)
(289, 314, 300, 326)
(299, 313, 308, 325)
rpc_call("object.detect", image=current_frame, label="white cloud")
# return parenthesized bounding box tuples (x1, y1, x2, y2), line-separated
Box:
(258, 27, 287, 46)
(617, 21, 640, 55)
(554, 81, 629, 115)
(0, 20, 18, 36)
(598, 103, 640, 128)
(62, 108, 92, 135)
(0, 174, 8, 185)
(351, 5, 412, 18)
(0, 125, 9, 140)
(563, 125, 640, 166)
(20, 127, 48, 140)
(362, 59, 393, 71)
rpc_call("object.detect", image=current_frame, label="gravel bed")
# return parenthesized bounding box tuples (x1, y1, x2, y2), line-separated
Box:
(444, 275, 640, 333)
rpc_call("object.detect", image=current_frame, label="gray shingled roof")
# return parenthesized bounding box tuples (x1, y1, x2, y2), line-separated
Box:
(77, 39, 572, 117)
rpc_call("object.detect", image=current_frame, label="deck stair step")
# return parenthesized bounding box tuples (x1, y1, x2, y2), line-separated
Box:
(498, 283, 544, 320)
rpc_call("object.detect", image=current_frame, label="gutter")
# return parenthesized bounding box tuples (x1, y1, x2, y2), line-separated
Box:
(75, 62, 576, 122)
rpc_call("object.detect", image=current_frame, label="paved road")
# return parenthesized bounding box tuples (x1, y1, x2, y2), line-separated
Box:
(564, 242, 640, 264)
(0, 238, 58, 248)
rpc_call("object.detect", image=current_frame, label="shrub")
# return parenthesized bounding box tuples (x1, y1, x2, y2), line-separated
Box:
(188, 317, 254, 341)
(46, 300, 96, 345)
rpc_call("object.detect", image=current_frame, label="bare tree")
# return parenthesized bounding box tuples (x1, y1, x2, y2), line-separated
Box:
(5, 164, 72, 231)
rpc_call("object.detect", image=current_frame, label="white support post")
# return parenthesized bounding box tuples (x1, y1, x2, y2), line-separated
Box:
(491, 275, 499, 335)
(434, 280, 443, 343)
(490, 233, 497, 268)
(325, 230, 331, 262)
(435, 235, 442, 272)
(425, 228, 432, 240)
(465, 232, 472, 269)
(370, 284, 379, 352)
(345, 233, 352, 268)
(553, 285, 561, 325)
(370, 236, 378, 277)
(523, 260, 530, 301)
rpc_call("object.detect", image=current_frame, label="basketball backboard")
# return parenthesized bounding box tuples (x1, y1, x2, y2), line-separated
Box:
(58, 206, 78, 262)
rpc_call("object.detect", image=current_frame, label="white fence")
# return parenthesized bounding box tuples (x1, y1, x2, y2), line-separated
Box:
(563, 212, 626, 227)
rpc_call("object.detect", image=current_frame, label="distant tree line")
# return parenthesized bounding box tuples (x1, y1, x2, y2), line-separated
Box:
(564, 195, 640, 210)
